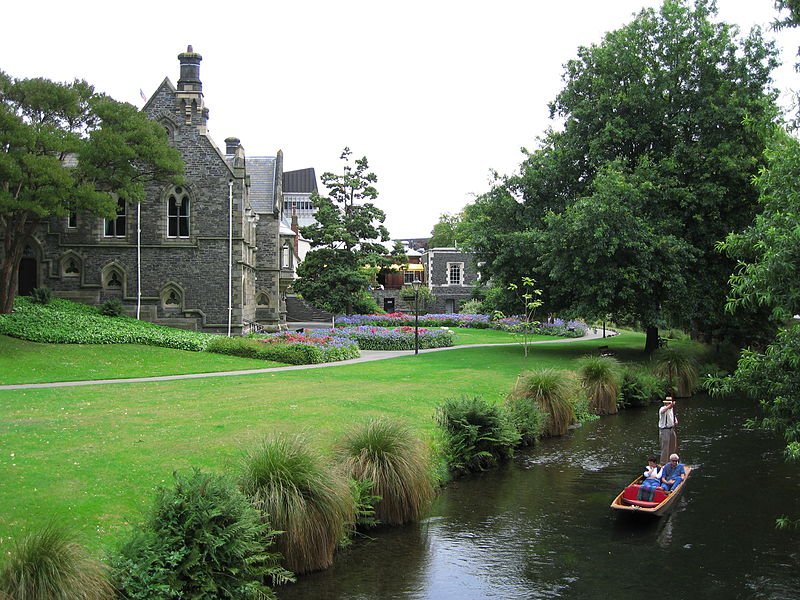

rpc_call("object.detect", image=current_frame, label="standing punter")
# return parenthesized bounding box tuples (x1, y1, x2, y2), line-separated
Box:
(658, 397, 678, 464)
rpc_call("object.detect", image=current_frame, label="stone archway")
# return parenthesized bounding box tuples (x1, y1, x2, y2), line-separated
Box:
(17, 246, 38, 296)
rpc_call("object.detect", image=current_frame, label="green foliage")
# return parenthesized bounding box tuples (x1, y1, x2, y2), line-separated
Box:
(428, 212, 466, 248)
(336, 418, 435, 526)
(508, 370, 577, 437)
(0, 524, 114, 600)
(297, 148, 390, 314)
(577, 355, 622, 415)
(504, 388, 546, 446)
(0, 70, 182, 313)
(99, 297, 124, 317)
(0, 297, 213, 350)
(651, 347, 699, 398)
(463, 0, 779, 349)
(399, 285, 437, 313)
(347, 478, 381, 532)
(112, 469, 291, 599)
(434, 396, 520, 475)
(206, 336, 326, 365)
(620, 365, 666, 408)
(28, 287, 52, 305)
(238, 434, 353, 575)
(460, 298, 484, 314)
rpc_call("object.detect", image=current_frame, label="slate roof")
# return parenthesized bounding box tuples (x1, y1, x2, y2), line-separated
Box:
(246, 157, 277, 213)
(283, 168, 317, 194)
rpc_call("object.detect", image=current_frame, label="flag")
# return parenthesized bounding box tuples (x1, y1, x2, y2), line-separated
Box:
(139, 89, 147, 102)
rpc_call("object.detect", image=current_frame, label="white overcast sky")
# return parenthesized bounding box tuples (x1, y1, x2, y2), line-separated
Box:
(3, 1, 799, 238)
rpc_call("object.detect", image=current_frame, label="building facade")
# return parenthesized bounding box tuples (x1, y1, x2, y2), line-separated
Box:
(11, 46, 309, 334)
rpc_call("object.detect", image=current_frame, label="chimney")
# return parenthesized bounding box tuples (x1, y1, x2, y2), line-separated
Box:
(224, 137, 241, 155)
(177, 45, 203, 92)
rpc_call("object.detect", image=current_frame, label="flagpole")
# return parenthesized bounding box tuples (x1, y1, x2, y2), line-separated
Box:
(136, 201, 141, 320)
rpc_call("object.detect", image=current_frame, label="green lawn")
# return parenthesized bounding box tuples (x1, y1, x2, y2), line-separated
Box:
(0, 330, 646, 554)
(0, 335, 285, 385)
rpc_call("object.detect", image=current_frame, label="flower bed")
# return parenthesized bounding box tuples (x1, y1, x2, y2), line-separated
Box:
(254, 330, 360, 362)
(335, 312, 587, 337)
(333, 326, 454, 351)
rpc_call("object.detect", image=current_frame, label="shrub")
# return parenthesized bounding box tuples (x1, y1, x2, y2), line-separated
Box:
(0, 523, 114, 600)
(652, 347, 700, 398)
(336, 418, 435, 526)
(508, 370, 577, 437)
(434, 396, 520, 475)
(577, 355, 622, 415)
(29, 286, 52, 305)
(459, 298, 484, 314)
(238, 434, 353, 575)
(621, 366, 666, 408)
(99, 298, 125, 317)
(112, 469, 291, 599)
(333, 326, 454, 351)
(206, 336, 326, 365)
(252, 331, 360, 362)
(0, 297, 213, 351)
(504, 388, 547, 446)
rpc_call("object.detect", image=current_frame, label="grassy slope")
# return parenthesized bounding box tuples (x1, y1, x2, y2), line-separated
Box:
(0, 330, 644, 553)
(0, 335, 284, 384)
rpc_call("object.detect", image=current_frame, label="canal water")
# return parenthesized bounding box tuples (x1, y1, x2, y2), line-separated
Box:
(279, 394, 800, 599)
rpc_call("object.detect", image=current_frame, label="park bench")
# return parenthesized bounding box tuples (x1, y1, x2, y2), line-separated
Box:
(598, 345, 614, 357)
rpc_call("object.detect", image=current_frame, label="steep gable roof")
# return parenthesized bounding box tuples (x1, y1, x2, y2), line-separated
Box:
(283, 168, 317, 194)
(247, 156, 277, 213)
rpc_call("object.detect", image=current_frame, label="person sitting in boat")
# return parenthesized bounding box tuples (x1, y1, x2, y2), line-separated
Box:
(660, 453, 686, 492)
(637, 456, 663, 501)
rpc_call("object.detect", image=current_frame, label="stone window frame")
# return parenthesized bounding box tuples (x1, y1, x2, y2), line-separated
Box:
(281, 242, 291, 269)
(166, 186, 191, 239)
(446, 262, 464, 286)
(160, 282, 184, 311)
(67, 212, 77, 229)
(256, 291, 270, 307)
(60, 251, 82, 278)
(101, 262, 127, 293)
(104, 196, 127, 238)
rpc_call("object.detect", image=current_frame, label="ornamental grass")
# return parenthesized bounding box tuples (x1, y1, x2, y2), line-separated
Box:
(238, 434, 353, 575)
(577, 355, 622, 415)
(508, 369, 577, 437)
(0, 524, 115, 600)
(336, 418, 435, 526)
(652, 347, 699, 398)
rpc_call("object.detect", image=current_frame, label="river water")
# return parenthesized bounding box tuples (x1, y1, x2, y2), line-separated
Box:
(279, 394, 800, 599)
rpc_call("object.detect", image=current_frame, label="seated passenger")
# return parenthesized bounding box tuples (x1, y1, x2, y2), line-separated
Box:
(637, 456, 662, 501)
(660, 453, 686, 492)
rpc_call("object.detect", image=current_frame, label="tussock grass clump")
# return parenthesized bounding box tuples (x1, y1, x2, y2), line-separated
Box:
(509, 369, 577, 437)
(435, 396, 520, 474)
(652, 347, 699, 398)
(337, 418, 435, 526)
(578, 355, 622, 415)
(239, 434, 353, 575)
(0, 524, 114, 600)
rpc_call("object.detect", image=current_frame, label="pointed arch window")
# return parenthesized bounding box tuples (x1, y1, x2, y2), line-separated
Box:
(168, 187, 190, 238)
(281, 242, 291, 269)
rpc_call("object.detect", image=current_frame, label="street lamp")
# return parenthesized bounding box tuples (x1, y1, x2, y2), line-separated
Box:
(412, 278, 422, 355)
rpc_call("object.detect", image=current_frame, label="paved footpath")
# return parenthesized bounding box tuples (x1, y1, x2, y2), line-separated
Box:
(0, 328, 613, 391)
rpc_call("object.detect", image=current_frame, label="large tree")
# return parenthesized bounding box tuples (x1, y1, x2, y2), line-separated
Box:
(0, 72, 183, 312)
(296, 147, 389, 314)
(464, 0, 779, 351)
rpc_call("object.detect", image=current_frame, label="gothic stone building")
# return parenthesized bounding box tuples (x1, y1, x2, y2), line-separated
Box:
(11, 47, 306, 333)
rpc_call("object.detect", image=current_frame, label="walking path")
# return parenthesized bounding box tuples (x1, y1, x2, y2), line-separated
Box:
(0, 328, 613, 391)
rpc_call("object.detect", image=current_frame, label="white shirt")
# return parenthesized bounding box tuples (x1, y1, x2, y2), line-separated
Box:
(658, 405, 677, 429)
(644, 465, 663, 480)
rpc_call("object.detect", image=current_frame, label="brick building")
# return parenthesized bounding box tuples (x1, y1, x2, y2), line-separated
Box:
(9, 46, 309, 333)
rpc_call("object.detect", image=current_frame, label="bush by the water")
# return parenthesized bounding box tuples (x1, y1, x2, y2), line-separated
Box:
(435, 396, 520, 475)
(578, 355, 622, 415)
(507, 370, 578, 437)
(652, 347, 700, 398)
(112, 469, 291, 600)
(336, 418, 435, 526)
(0, 524, 115, 600)
(0, 297, 213, 351)
(621, 366, 666, 407)
(238, 434, 353, 575)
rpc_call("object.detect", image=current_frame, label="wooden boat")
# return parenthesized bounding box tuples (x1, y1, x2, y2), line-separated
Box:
(610, 466, 692, 516)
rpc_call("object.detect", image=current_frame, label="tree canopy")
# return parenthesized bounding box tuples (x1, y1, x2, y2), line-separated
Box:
(0, 71, 183, 312)
(428, 212, 465, 249)
(463, 0, 779, 351)
(295, 148, 389, 314)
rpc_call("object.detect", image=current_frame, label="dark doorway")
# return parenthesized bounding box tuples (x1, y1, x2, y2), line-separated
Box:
(384, 297, 395, 312)
(445, 298, 456, 314)
(18, 257, 38, 296)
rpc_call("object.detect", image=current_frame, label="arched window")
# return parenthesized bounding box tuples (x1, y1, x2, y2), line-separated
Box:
(281, 242, 291, 269)
(160, 283, 184, 310)
(256, 292, 270, 307)
(167, 187, 190, 238)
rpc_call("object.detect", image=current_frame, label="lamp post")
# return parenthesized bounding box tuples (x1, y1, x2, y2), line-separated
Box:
(412, 278, 421, 355)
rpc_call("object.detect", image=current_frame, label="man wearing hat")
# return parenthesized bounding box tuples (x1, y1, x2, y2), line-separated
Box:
(658, 397, 678, 464)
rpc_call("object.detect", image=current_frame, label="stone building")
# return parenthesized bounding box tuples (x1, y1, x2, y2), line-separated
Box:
(11, 46, 310, 333)
(423, 247, 478, 313)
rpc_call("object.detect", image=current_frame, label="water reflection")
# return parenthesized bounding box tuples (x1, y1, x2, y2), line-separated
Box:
(279, 394, 800, 599)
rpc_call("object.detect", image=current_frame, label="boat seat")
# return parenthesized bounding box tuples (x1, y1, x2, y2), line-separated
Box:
(621, 484, 667, 508)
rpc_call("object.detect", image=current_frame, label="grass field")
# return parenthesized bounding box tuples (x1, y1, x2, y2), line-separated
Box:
(0, 329, 644, 554)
